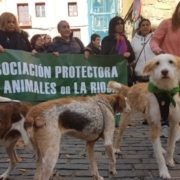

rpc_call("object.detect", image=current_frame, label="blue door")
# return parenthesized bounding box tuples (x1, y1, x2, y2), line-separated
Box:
(88, 0, 117, 41)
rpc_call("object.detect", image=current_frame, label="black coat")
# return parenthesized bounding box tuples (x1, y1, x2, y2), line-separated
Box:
(47, 37, 84, 54)
(101, 34, 135, 86)
(0, 30, 31, 52)
(101, 35, 135, 63)
(85, 42, 101, 55)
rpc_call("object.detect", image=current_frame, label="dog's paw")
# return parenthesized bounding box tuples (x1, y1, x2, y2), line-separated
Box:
(98, 177, 104, 180)
(16, 156, 23, 162)
(166, 158, 175, 167)
(113, 148, 122, 155)
(92, 175, 104, 180)
(109, 167, 117, 175)
(0, 174, 9, 180)
(159, 169, 171, 179)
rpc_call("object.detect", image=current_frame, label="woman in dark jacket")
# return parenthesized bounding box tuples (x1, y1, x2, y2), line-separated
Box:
(101, 16, 135, 86)
(0, 12, 31, 52)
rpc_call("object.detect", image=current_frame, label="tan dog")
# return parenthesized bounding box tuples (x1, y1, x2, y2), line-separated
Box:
(0, 97, 32, 180)
(108, 54, 180, 179)
(26, 93, 129, 180)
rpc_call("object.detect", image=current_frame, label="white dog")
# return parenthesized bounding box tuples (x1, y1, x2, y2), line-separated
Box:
(143, 54, 180, 179)
(25, 93, 129, 180)
(108, 54, 180, 179)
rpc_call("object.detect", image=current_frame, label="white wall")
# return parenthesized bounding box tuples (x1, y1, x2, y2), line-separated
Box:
(0, 0, 89, 46)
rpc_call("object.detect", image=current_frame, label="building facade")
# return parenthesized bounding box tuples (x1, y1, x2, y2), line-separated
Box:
(121, 0, 179, 39)
(0, 0, 90, 45)
(0, 0, 179, 45)
(87, 0, 117, 39)
(0, 0, 120, 45)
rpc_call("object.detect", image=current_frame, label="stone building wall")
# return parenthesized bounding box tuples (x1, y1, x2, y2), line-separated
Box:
(141, 0, 177, 28)
(124, 0, 179, 39)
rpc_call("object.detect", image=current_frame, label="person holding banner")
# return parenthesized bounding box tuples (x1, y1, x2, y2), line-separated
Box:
(0, 12, 31, 53)
(84, 33, 101, 58)
(101, 16, 135, 127)
(101, 16, 135, 86)
(47, 20, 85, 55)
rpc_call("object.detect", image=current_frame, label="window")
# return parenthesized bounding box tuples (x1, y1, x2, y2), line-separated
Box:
(71, 29, 81, 39)
(35, 3, 46, 17)
(17, 3, 31, 27)
(68, 2, 78, 16)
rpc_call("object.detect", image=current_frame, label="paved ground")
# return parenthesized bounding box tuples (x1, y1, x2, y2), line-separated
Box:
(1, 113, 180, 180)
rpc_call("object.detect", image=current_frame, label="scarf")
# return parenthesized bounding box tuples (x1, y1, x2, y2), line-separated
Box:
(115, 34, 128, 55)
(148, 82, 180, 125)
(148, 82, 180, 107)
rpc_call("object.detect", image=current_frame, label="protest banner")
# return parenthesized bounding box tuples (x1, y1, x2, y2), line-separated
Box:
(0, 49, 127, 103)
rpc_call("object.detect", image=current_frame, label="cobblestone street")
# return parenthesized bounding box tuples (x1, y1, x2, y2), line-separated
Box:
(1, 113, 180, 180)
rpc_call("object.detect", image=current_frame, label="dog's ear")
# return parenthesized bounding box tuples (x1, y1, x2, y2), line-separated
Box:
(114, 94, 126, 113)
(107, 81, 122, 93)
(143, 60, 155, 76)
(107, 81, 129, 97)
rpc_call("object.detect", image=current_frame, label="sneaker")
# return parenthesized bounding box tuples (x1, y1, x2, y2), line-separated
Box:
(161, 125, 169, 138)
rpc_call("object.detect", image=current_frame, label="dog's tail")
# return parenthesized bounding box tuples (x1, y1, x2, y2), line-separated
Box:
(107, 81, 129, 97)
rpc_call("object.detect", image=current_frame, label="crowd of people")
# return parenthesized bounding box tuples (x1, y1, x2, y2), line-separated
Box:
(0, 2, 180, 86)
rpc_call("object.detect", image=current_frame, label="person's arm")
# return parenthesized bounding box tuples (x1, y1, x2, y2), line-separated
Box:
(150, 20, 168, 54)
(84, 44, 93, 54)
(0, 45, 5, 53)
(83, 44, 92, 59)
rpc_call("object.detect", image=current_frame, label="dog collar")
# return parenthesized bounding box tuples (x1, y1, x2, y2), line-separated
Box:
(148, 82, 180, 107)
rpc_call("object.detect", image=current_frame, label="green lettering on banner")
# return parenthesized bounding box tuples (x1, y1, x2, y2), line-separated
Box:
(0, 49, 127, 103)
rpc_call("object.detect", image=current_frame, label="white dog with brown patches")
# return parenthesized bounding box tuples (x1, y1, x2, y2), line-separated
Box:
(108, 54, 180, 179)
(26, 93, 130, 180)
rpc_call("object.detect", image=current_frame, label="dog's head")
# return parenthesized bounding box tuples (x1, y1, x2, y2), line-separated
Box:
(143, 54, 180, 90)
